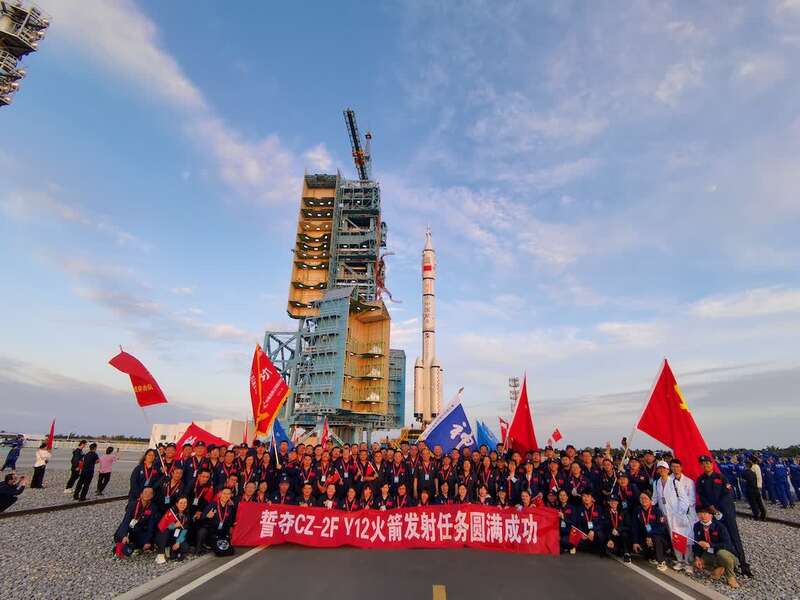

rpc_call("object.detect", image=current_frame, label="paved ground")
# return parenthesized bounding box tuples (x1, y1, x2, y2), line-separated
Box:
(139, 547, 710, 600)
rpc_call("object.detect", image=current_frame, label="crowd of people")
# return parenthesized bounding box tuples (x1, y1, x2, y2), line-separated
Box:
(4, 433, 800, 589)
(107, 437, 800, 587)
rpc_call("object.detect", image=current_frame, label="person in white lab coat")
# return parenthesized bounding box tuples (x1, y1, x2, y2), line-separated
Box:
(653, 459, 697, 572)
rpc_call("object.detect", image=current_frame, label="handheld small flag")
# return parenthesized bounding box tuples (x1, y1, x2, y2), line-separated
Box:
(551, 428, 562, 443)
(569, 525, 588, 547)
(46, 418, 55, 451)
(109, 350, 168, 407)
(671, 531, 689, 555)
(498, 417, 509, 444)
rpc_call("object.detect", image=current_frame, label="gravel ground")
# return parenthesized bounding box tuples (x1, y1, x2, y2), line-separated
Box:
(677, 515, 800, 600)
(735, 498, 800, 524)
(0, 499, 199, 600)
(5, 469, 130, 512)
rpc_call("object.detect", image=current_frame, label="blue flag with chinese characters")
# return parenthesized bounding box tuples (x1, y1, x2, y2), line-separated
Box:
(419, 389, 476, 452)
(476, 421, 499, 450)
(271, 418, 293, 450)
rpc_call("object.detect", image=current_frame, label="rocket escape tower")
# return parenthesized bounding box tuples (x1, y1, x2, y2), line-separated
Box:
(265, 109, 405, 443)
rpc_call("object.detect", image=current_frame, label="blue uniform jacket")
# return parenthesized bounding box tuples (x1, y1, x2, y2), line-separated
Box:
(631, 504, 668, 545)
(692, 519, 734, 556)
(128, 463, 164, 500)
(696, 471, 733, 511)
(114, 499, 158, 544)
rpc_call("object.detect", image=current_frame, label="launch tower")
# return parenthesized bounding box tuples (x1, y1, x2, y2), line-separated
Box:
(263, 110, 405, 442)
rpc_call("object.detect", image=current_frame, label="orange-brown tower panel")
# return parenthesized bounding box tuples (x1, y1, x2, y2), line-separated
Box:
(287, 175, 336, 319)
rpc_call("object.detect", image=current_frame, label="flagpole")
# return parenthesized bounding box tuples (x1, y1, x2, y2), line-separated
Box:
(620, 358, 668, 468)
(140, 405, 166, 471)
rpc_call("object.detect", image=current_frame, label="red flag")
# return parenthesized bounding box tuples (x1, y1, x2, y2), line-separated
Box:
(176, 422, 230, 449)
(636, 359, 714, 481)
(320, 416, 329, 447)
(498, 417, 509, 444)
(551, 428, 562, 443)
(671, 531, 689, 555)
(568, 525, 587, 547)
(109, 350, 168, 407)
(507, 375, 538, 454)
(250, 344, 291, 438)
(46, 418, 55, 451)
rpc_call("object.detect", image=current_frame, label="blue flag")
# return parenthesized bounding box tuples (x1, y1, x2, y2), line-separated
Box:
(271, 418, 293, 450)
(419, 390, 476, 452)
(476, 421, 499, 449)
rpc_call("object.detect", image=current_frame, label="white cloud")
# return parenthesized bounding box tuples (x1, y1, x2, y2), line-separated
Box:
(303, 143, 334, 173)
(596, 321, 665, 347)
(171, 287, 195, 295)
(690, 287, 800, 319)
(496, 158, 601, 191)
(734, 54, 787, 91)
(2, 188, 150, 250)
(39, 0, 322, 206)
(655, 60, 704, 106)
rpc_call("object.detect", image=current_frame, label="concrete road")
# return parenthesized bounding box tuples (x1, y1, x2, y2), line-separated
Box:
(138, 546, 709, 600)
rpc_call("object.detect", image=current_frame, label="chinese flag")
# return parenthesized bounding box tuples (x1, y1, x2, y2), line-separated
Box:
(636, 359, 714, 481)
(551, 428, 562, 443)
(109, 350, 168, 407)
(671, 531, 689, 555)
(46, 418, 55, 451)
(507, 375, 539, 454)
(250, 344, 291, 438)
(568, 526, 587, 547)
(320, 416, 329, 447)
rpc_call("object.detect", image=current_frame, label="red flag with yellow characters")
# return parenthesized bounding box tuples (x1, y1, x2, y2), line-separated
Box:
(109, 350, 168, 407)
(636, 359, 714, 481)
(250, 344, 290, 438)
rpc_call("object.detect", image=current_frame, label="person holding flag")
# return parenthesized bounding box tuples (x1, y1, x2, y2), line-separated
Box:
(692, 505, 740, 589)
(653, 459, 697, 572)
(631, 491, 670, 571)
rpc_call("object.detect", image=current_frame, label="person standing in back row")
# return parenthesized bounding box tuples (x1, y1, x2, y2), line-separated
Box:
(73, 443, 100, 501)
(97, 447, 120, 495)
(64, 440, 86, 494)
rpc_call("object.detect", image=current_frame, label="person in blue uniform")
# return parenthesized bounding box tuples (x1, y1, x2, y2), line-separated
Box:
(296, 482, 316, 507)
(762, 457, 776, 504)
(631, 491, 669, 571)
(187, 469, 215, 521)
(73, 442, 100, 501)
(692, 506, 740, 589)
(695, 455, 752, 577)
(772, 459, 793, 508)
(541, 460, 565, 500)
(157, 465, 186, 513)
(64, 440, 86, 494)
(339, 486, 360, 512)
(128, 449, 163, 505)
(566, 462, 591, 507)
(436, 455, 457, 499)
(195, 487, 236, 555)
(616, 472, 639, 512)
(271, 477, 295, 505)
(1, 435, 23, 473)
(395, 482, 416, 508)
(574, 489, 607, 554)
(0, 473, 26, 513)
(155, 496, 191, 564)
(555, 489, 576, 553)
(114, 486, 158, 558)
(604, 495, 631, 562)
(626, 456, 651, 494)
(375, 482, 395, 510)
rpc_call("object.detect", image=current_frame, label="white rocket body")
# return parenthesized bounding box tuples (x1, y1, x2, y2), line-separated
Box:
(414, 229, 443, 423)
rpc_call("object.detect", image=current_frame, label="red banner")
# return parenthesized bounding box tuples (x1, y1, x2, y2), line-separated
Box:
(176, 422, 231, 449)
(109, 350, 168, 407)
(232, 503, 559, 555)
(250, 344, 290, 438)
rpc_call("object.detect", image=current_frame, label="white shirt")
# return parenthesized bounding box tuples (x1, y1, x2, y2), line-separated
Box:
(751, 464, 762, 488)
(653, 473, 697, 541)
(34, 449, 51, 468)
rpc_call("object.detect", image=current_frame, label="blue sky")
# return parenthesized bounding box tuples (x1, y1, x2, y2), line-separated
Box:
(2, 1, 800, 447)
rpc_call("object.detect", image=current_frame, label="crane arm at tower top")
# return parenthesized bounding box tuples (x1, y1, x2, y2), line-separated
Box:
(343, 108, 372, 181)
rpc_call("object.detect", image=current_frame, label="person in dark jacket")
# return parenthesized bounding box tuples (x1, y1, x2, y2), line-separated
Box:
(695, 455, 751, 577)
(64, 440, 86, 494)
(574, 489, 607, 554)
(73, 443, 99, 501)
(0, 473, 26, 512)
(155, 496, 190, 564)
(195, 487, 236, 554)
(604, 495, 632, 562)
(631, 491, 669, 571)
(157, 466, 186, 513)
(692, 506, 740, 589)
(742, 459, 767, 521)
(1, 435, 24, 473)
(113, 487, 158, 557)
(128, 449, 163, 505)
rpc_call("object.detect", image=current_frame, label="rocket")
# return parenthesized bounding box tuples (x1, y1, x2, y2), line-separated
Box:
(414, 228, 443, 423)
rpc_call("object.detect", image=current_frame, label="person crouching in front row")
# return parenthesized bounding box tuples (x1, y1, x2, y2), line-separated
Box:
(155, 496, 190, 564)
(195, 487, 236, 555)
(113, 486, 157, 559)
(693, 505, 740, 589)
